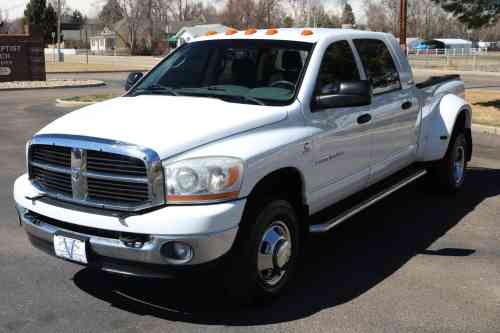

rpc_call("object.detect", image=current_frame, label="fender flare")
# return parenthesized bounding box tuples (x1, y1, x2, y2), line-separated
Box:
(417, 93, 471, 162)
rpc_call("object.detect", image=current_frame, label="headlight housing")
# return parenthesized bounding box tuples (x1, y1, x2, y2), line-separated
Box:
(163, 157, 244, 203)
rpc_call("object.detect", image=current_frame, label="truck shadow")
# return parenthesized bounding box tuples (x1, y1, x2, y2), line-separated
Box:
(73, 166, 500, 326)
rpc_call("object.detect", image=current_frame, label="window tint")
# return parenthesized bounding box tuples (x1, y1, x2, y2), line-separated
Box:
(132, 40, 313, 106)
(317, 40, 360, 95)
(353, 39, 401, 95)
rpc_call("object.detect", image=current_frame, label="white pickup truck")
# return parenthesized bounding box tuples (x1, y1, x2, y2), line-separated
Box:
(14, 28, 472, 303)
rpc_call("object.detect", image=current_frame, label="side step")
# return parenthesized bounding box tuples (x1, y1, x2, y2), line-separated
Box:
(309, 169, 427, 233)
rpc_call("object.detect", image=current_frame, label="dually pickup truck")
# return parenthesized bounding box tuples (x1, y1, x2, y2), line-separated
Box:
(14, 28, 472, 303)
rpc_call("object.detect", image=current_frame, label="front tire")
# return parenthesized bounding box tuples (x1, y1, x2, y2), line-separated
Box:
(429, 132, 468, 193)
(223, 198, 300, 304)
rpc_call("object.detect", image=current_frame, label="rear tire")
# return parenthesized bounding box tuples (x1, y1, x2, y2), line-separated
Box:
(428, 132, 468, 193)
(223, 198, 300, 305)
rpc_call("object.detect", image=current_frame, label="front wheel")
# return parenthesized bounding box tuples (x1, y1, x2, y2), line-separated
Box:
(429, 132, 468, 193)
(223, 198, 300, 304)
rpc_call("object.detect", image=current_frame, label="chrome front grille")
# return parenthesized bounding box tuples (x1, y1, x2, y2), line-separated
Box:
(28, 135, 165, 212)
(31, 145, 71, 168)
(31, 165, 72, 196)
(87, 150, 148, 177)
(87, 178, 149, 203)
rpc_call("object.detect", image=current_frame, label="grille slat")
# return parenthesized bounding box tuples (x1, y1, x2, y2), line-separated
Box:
(31, 145, 71, 167)
(87, 150, 147, 177)
(87, 182, 148, 194)
(29, 144, 150, 207)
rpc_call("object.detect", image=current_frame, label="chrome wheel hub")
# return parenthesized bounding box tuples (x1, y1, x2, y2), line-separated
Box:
(257, 221, 292, 287)
(453, 145, 465, 185)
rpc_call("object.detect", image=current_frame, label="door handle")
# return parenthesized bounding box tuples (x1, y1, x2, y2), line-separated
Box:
(357, 114, 372, 125)
(402, 101, 413, 110)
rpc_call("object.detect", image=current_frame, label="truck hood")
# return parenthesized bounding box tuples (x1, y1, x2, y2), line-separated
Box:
(38, 95, 287, 158)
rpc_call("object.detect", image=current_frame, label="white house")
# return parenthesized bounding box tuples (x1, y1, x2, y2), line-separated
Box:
(89, 27, 117, 54)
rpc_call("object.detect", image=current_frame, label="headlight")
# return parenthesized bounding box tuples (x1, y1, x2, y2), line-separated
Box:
(163, 157, 244, 203)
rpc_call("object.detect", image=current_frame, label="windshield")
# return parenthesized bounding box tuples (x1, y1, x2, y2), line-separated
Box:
(130, 39, 313, 106)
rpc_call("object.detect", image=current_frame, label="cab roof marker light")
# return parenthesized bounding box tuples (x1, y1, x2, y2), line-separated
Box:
(225, 28, 238, 35)
(266, 28, 278, 35)
(302, 29, 314, 36)
(206, 31, 218, 36)
(245, 28, 257, 35)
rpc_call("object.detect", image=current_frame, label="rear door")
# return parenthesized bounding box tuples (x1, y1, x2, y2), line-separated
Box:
(306, 40, 372, 212)
(352, 38, 419, 184)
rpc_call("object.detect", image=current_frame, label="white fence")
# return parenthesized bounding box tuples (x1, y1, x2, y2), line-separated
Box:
(407, 48, 486, 56)
(408, 49, 500, 72)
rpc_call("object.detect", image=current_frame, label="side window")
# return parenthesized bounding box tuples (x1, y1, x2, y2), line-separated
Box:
(316, 40, 360, 96)
(353, 39, 401, 95)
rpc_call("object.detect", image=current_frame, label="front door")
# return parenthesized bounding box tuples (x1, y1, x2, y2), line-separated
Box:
(305, 40, 372, 213)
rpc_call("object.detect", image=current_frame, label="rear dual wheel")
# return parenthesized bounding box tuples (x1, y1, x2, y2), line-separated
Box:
(429, 132, 468, 192)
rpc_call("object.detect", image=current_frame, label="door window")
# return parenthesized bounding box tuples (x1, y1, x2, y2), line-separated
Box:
(353, 39, 401, 95)
(316, 40, 360, 96)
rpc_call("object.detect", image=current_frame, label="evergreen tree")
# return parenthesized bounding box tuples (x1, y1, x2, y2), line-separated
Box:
(99, 0, 124, 26)
(341, 2, 356, 26)
(23, 0, 57, 44)
(431, 0, 500, 29)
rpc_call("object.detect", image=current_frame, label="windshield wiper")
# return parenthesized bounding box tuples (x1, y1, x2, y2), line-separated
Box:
(220, 95, 266, 106)
(134, 84, 179, 96)
(202, 86, 266, 105)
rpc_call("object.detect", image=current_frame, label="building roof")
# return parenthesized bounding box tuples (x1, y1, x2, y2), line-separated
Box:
(433, 38, 472, 45)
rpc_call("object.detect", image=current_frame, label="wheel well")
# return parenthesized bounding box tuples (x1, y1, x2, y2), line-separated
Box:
(453, 109, 472, 161)
(248, 168, 309, 221)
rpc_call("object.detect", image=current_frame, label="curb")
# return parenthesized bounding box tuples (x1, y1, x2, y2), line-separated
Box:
(471, 124, 500, 136)
(0, 81, 106, 91)
(47, 69, 149, 74)
(55, 98, 96, 106)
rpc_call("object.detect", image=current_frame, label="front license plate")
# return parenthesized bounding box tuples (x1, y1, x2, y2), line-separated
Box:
(53, 234, 88, 264)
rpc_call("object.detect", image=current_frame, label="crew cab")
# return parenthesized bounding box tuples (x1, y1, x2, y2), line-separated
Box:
(14, 28, 472, 303)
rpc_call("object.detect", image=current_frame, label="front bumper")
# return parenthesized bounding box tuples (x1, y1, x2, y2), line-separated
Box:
(14, 175, 245, 277)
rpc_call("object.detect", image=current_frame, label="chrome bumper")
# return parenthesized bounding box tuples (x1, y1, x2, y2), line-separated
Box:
(17, 206, 238, 277)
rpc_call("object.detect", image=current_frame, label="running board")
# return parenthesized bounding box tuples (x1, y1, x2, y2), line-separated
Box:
(309, 169, 427, 233)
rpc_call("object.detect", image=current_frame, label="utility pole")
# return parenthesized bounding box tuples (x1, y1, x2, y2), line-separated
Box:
(399, 0, 407, 53)
(57, 0, 62, 61)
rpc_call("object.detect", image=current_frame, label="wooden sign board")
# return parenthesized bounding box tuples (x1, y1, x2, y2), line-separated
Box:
(0, 35, 46, 82)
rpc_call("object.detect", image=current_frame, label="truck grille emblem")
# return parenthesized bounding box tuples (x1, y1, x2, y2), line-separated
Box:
(71, 148, 87, 200)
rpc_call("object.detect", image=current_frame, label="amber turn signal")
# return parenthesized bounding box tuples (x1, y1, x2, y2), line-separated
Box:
(245, 28, 257, 35)
(266, 28, 278, 35)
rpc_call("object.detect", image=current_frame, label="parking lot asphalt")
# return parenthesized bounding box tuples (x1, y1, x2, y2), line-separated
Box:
(0, 74, 499, 333)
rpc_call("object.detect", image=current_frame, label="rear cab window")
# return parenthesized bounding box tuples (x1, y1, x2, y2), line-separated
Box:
(353, 39, 401, 95)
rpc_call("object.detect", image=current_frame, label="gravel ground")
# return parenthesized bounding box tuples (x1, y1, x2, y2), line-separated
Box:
(0, 80, 105, 91)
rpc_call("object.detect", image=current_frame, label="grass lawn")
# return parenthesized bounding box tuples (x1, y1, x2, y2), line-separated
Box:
(466, 90, 500, 127)
(59, 94, 118, 103)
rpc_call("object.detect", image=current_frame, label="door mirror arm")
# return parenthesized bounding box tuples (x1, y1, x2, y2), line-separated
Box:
(125, 72, 144, 91)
